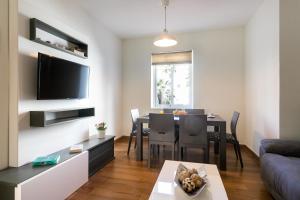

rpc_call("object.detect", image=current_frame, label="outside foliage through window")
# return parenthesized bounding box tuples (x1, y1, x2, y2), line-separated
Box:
(151, 51, 193, 108)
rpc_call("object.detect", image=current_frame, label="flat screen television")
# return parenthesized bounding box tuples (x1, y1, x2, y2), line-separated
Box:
(37, 53, 89, 100)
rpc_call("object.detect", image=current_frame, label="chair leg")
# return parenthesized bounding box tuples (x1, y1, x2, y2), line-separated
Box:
(172, 144, 175, 160)
(233, 143, 239, 160)
(134, 137, 137, 149)
(204, 146, 209, 163)
(214, 141, 219, 154)
(152, 144, 156, 158)
(179, 146, 185, 161)
(184, 147, 188, 159)
(148, 143, 151, 168)
(207, 141, 211, 159)
(176, 142, 179, 160)
(177, 145, 182, 161)
(236, 142, 244, 168)
(127, 134, 133, 155)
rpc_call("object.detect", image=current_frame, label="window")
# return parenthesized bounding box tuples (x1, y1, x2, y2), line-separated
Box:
(151, 51, 193, 108)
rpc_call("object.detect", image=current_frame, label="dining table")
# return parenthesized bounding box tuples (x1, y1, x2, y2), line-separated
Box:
(136, 114, 227, 170)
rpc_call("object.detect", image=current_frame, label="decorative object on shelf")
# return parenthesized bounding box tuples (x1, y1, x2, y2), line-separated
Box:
(30, 18, 88, 59)
(69, 144, 83, 153)
(95, 122, 107, 139)
(154, 0, 178, 47)
(73, 48, 85, 57)
(32, 155, 61, 167)
(173, 109, 187, 115)
(55, 43, 67, 50)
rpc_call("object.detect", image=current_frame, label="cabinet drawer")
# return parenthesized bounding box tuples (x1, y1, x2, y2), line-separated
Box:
(89, 147, 114, 176)
(89, 139, 114, 159)
(16, 152, 88, 200)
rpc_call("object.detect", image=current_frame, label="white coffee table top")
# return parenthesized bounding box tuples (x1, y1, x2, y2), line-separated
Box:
(149, 160, 228, 200)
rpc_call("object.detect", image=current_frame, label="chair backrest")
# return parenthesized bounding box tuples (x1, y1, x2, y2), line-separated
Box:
(130, 109, 140, 132)
(231, 111, 240, 139)
(179, 115, 207, 146)
(185, 109, 205, 115)
(163, 108, 175, 114)
(149, 113, 176, 142)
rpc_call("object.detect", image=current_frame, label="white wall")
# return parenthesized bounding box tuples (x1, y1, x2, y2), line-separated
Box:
(0, 0, 10, 170)
(122, 27, 246, 143)
(14, 0, 122, 166)
(279, 0, 300, 141)
(245, 0, 280, 154)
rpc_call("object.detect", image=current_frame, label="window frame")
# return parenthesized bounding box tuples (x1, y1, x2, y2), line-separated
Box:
(151, 53, 194, 109)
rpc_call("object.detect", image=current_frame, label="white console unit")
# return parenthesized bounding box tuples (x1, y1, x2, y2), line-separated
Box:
(0, 136, 114, 200)
(15, 151, 88, 200)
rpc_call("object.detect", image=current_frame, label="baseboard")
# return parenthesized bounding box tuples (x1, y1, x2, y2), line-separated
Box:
(242, 145, 259, 159)
(114, 135, 124, 141)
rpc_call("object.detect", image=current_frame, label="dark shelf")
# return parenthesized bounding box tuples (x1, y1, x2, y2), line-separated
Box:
(30, 18, 88, 59)
(30, 107, 95, 127)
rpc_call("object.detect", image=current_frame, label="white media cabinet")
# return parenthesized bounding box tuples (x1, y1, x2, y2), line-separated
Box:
(0, 136, 115, 200)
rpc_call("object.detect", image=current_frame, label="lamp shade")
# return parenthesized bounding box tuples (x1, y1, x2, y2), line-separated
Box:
(153, 31, 177, 47)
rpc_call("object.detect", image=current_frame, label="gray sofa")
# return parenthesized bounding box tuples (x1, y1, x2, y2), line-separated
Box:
(260, 139, 300, 200)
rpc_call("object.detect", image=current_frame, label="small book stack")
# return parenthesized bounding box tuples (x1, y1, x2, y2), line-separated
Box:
(32, 155, 61, 167)
(69, 144, 83, 153)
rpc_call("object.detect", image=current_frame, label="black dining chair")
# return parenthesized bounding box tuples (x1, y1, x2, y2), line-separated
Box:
(178, 115, 209, 162)
(127, 109, 150, 155)
(209, 111, 243, 168)
(148, 113, 178, 168)
(185, 109, 205, 115)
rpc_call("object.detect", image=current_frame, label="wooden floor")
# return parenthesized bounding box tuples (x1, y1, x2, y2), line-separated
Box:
(68, 137, 272, 200)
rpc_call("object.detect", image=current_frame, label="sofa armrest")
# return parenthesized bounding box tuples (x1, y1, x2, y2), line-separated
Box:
(261, 139, 300, 157)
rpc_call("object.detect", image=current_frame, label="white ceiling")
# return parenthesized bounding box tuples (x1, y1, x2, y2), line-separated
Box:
(76, 0, 263, 39)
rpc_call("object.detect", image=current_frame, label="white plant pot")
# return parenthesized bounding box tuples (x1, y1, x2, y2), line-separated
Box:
(97, 130, 106, 139)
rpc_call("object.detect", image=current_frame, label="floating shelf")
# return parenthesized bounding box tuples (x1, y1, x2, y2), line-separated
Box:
(30, 107, 95, 127)
(30, 18, 88, 59)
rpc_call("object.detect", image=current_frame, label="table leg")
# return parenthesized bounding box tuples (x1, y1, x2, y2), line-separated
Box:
(219, 122, 227, 170)
(213, 125, 220, 154)
(214, 140, 219, 154)
(136, 120, 143, 161)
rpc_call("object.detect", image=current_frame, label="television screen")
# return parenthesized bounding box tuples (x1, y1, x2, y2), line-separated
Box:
(37, 53, 89, 100)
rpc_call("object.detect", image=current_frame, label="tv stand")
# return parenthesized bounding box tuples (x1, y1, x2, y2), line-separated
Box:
(0, 135, 114, 200)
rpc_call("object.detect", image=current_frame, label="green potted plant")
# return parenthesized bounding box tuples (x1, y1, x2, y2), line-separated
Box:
(95, 122, 107, 139)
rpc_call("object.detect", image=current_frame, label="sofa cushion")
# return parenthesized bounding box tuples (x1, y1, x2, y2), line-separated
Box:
(261, 139, 300, 157)
(261, 153, 300, 200)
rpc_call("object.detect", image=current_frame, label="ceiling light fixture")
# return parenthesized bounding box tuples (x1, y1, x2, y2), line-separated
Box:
(153, 0, 178, 47)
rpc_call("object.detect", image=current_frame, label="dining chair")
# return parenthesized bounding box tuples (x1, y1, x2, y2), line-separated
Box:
(148, 113, 178, 168)
(208, 111, 243, 168)
(127, 109, 150, 155)
(163, 108, 175, 114)
(185, 109, 205, 115)
(178, 115, 209, 162)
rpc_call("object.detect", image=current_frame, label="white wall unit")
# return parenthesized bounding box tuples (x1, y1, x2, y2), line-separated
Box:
(13, 0, 123, 167)
(122, 27, 246, 143)
(15, 151, 88, 200)
(245, 0, 280, 155)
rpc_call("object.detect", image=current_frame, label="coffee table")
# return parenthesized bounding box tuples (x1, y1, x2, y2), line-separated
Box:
(149, 160, 228, 200)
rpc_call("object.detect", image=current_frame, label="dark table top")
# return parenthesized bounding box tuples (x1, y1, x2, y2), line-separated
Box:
(138, 114, 226, 122)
